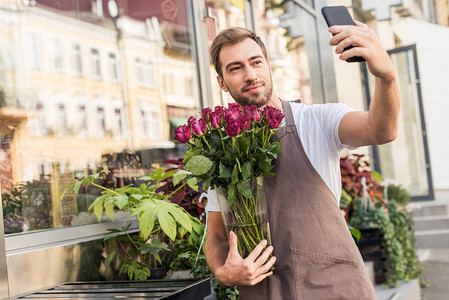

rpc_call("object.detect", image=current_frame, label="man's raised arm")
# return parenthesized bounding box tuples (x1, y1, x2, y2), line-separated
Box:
(329, 21, 400, 148)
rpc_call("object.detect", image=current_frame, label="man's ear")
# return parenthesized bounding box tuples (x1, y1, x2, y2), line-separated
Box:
(217, 75, 228, 92)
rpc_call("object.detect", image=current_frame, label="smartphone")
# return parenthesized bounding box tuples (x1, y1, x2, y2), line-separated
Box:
(321, 6, 365, 63)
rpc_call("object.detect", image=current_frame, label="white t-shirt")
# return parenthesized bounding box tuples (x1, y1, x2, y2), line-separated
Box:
(203, 101, 354, 212)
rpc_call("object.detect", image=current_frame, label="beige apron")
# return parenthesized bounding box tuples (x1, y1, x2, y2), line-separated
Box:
(239, 100, 377, 299)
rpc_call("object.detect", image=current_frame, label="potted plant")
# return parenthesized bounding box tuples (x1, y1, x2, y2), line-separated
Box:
(61, 167, 200, 280)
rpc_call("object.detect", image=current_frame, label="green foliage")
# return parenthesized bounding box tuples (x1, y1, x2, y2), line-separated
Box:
(64, 167, 201, 281)
(387, 184, 411, 207)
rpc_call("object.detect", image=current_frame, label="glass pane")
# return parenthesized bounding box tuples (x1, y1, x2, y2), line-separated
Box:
(255, 1, 324, 104)
(0, 0, 200, 235)
(206, 0, 247, 107)
(376, 50, 429, 196)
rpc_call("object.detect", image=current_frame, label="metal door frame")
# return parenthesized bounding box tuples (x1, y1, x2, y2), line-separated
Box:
(360, 44, 434, 201)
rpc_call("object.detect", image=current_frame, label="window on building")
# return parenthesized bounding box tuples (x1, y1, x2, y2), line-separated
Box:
(49, 38, 63, 72)
(23, 32, 41, 69)
(135, 59, 155, 88)
(149, 110, 159, 139)
(33, 102, 46, 136)
(143, 61, 155, 87)
(108, 52, 119, 82)
(90, 48, 102, 79)
(95, 106, 106, 137)
(56, 103, 68, 135)
(113, 107, 124, 136)
(70, 43, 83, 76)
(140, 107, 149, 138)
(78, 104, 88, 137)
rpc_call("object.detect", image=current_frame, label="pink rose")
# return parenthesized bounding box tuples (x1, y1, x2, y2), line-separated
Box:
(174, 125, 192, 143)
(238, 114, 251, 130)
(188, 117, 206, 136)
(244, 105, 261, 122)
(225, 120, 241, 137)
(263, 106, 284, 129)
(202, 107, 212, 121)
(210, 111, 222, 129)
(224, 107, 241, 124)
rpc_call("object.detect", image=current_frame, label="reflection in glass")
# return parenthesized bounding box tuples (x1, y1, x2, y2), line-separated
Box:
(0, 0, 200, 234)
(377, 50, 429, 196)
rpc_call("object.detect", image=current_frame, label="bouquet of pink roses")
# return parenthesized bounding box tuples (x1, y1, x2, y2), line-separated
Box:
(174, 103, 284, 257)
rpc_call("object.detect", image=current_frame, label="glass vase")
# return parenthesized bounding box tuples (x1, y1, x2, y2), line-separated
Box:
(216, 176, 272, 258)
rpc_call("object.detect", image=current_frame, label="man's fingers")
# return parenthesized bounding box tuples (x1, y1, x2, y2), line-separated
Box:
(257, 256, 277, 276)
(245, 239, 268, 262)
(354, 20, 368, 28)
(254, 245, 274, 268)
(251, 271, 274, 286)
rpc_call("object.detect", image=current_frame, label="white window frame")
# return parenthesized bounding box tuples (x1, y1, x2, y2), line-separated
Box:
(108, 52, 119, 82)
(95, 105, 106, 138)
(23, 32, 41, 69)
(48, 38, 63, 73)
(90, 48, 102, 79)
(70, 43, 83, 77)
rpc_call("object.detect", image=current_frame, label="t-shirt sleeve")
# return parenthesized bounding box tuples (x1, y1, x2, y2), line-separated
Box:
(202, 188, 221, 212)
(323, 103, 355, 151)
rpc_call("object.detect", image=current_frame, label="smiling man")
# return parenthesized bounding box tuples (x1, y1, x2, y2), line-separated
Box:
(204, 26, 399, 299)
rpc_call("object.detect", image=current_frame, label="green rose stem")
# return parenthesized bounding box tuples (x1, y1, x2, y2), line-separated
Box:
(202, 135, 213, 153)
(217, 129, 226, 152)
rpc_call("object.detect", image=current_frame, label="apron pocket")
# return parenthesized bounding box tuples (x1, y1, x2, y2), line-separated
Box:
(290, 248, 368, 300)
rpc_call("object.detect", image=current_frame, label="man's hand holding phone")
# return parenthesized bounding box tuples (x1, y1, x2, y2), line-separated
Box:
(328, 21, 395, 82)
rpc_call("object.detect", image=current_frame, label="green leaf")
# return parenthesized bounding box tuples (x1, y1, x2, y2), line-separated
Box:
(162, 201, 192, 233)
(132, 198, 157, 239)
(201, 177, 212, 191)
(157, 208, 177, 241)
(219, 162, 232, 179)
(184, 155, 214, 176)
(242, 161, 253, 180)
(235, 136, 249, 154)
(231, 164, 239, 185)
(183, 147, 202, 164)
(173, 170, 190, 186)
(261, 171, 277, 177)
(348, 225, 361, 241)
(258, 154, 272, 172)
(105, 201, 115, 220)
(105, 249, 117, 263)
(186, 177, 198, 192)
(89, 195, 106, 221)
(237, 180, 252, 198)
(59, 183, 74, 200)
(227, 184, 237, 207)
(113, 195, 129, 209)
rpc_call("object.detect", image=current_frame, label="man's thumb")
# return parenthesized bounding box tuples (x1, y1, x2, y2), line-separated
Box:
(229, 231, 238, 253)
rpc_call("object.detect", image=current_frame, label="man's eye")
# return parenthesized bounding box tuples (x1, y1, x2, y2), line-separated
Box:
(254, 60, 262, 65)
(229, 67, 240, 72)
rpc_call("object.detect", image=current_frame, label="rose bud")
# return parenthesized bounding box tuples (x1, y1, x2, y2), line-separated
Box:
(214, 106, 225, 117)
(266, 110, 284, 129)
(174, 125, 192, 143)
(228, 103, 242, 111)
(224, 107, 241, 123)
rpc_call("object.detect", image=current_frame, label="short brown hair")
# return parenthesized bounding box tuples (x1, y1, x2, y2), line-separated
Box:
(210, 27, 268, 77)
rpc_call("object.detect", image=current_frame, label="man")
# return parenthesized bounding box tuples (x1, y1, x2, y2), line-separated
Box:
(204, 22, 399, 299)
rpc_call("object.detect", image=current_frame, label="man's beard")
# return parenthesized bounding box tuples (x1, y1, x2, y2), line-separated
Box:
(226, 78, 273, 108)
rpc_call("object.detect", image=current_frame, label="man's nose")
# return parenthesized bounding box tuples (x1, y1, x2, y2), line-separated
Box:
(244, 66, 257, 82)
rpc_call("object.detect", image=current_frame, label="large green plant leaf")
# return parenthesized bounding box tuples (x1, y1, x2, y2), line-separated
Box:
(173, 170, 190, 186)
(134, 199, 157, 239)
(242, 161, 253, 180)
(237, 180, 252, 198)
(184, 155, 213, 176)
(160, 200, 192, 233)
(186, 177, 198, 192)
(157, 208, 177, 241)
